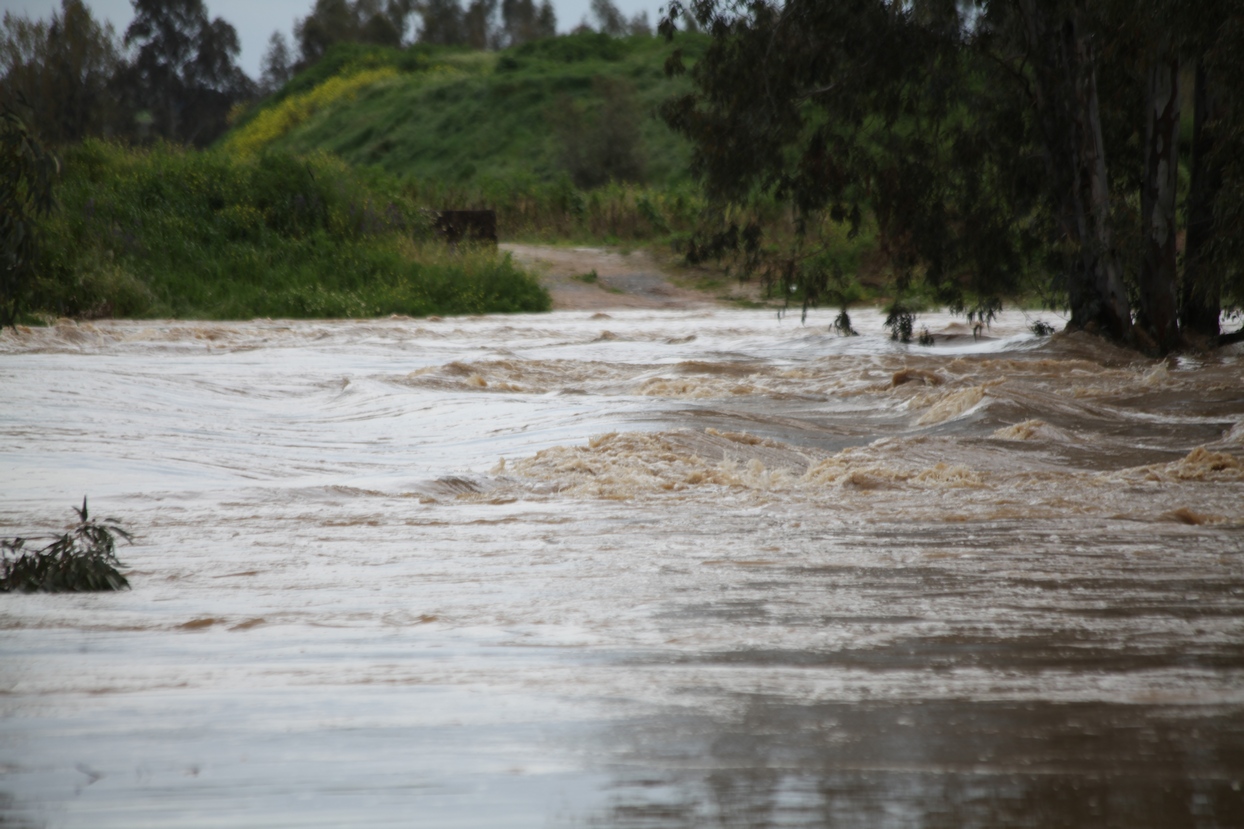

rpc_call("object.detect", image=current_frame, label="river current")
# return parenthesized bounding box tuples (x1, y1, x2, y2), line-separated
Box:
(2, 309, 1243, 828)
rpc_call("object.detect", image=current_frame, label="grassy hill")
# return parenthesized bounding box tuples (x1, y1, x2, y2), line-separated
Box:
(223, 33, 708, 189)
(215, 31, 883, 312)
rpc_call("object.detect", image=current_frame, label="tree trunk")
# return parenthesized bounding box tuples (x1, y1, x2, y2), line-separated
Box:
(1180, 59, 1223, 343)
(1071, 26, 1132, 342)
(1020, 0, 1132, 342)
(1138, 45, 1182, 353)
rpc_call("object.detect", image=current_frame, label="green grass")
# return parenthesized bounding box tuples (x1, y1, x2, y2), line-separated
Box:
(29, 140, 550, 321)
(227, 32, 708, 189)
(211, 32, 905, 314)
(25, 33, 908, 323)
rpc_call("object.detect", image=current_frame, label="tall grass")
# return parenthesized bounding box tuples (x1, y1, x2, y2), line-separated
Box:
(31, 140, 549, 320)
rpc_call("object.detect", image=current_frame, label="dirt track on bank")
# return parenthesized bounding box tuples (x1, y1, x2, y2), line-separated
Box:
(501, 243, 724, 311)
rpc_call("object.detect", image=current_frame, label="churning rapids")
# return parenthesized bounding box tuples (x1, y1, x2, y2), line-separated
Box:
(2, 308, 1243, 828)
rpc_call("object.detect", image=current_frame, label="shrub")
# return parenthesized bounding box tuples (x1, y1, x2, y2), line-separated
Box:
(552, 76, 646, 189)
(30, 141, 550, 320)
(514, 31, 631, 63)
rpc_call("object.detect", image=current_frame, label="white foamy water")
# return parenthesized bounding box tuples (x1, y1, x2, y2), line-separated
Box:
(3, 309, 1243, 828)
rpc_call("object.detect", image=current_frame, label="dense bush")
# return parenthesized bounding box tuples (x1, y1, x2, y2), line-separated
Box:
(28, 140, 550, 320)
(513, 31, 631, 63)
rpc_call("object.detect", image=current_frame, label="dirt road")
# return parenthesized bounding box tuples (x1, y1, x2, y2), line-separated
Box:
(502, 243, 722, 311)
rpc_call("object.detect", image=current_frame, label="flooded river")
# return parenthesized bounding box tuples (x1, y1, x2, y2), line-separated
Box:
(2, 309, 1243, 828)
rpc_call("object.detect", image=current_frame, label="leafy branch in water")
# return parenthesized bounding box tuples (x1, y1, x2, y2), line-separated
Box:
(1030, 319, 1055, 336)
(1, 499, 131, 593)
(832, 310, 858, 336)
(884, 299, 918, 343)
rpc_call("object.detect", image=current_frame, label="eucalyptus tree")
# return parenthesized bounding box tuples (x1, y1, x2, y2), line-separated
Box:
(660, 0, 1244, 352)
(123, 0, 253, 146)
(296, 0, 413, 65)
(416, 0, 467, 45)
(501, 0, 557, 47)
(1176, 0, 1244, 344)
(0, 0, 127, 144)
(968, 0, 1242, 348)
(259, 31, 294, 95)
(592, 0, 629, 36)
(464, 0, 499, 49)
(660, 1, 1027, 331)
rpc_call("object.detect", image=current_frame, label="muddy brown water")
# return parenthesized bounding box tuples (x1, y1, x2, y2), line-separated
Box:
(1, 306, 1242, 828)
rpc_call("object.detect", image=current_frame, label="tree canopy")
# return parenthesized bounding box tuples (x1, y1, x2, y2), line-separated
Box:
(123, 0, 253, 146)
(0, 0, 128, 143)
(294, 0, 414, 66)
(660, 0, 1244, 351)
(1, 0, 252, 148)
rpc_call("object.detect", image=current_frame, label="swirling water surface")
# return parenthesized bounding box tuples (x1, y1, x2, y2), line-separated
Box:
(2, 309, 1243, 828)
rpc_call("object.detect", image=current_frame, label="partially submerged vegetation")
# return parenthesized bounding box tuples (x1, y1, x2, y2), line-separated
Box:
(657, 1, 1244, 352)
(1, 499, 130, 593)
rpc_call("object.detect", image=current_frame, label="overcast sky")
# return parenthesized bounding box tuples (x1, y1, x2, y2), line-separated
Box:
(6, 0, 668, 76)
